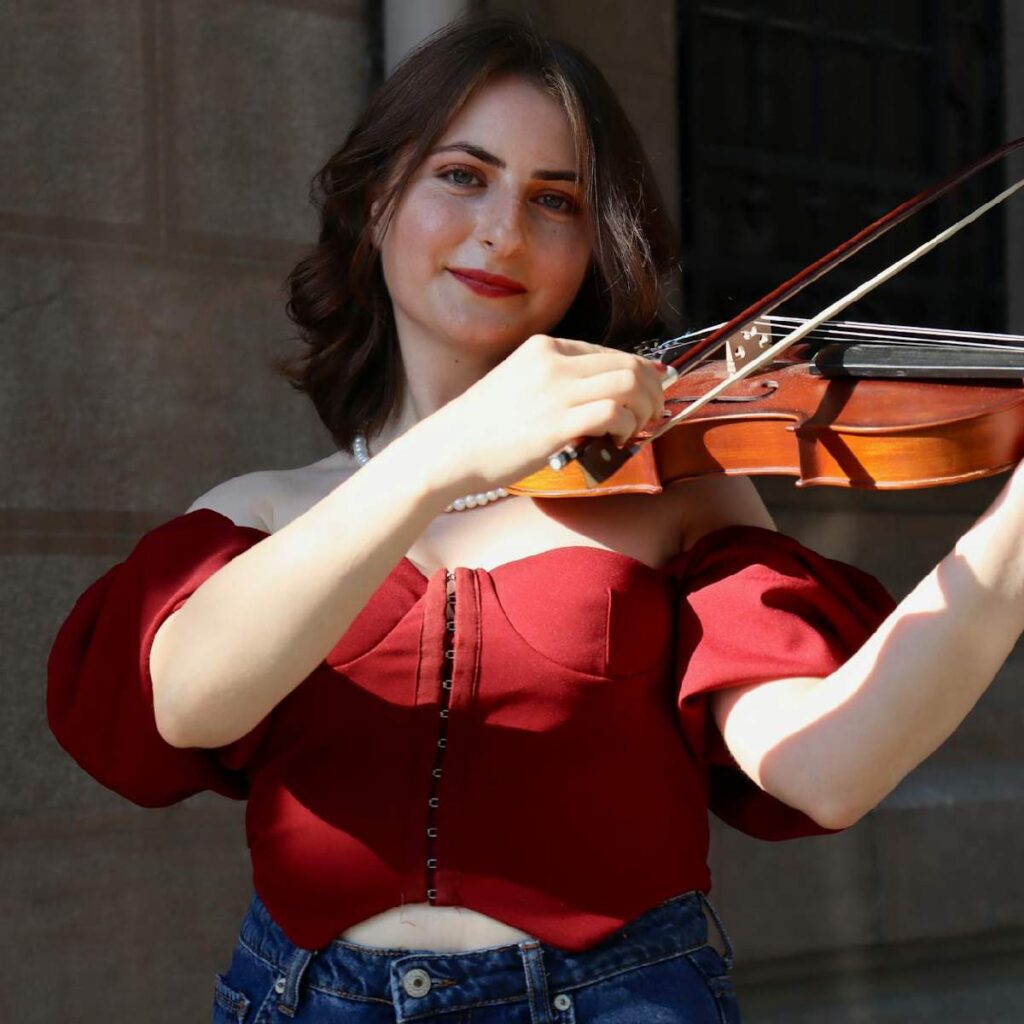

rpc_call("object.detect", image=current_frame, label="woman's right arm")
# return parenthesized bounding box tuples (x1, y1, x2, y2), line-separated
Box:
(152, 334, 671, 750)
(151, 423, 451, 749)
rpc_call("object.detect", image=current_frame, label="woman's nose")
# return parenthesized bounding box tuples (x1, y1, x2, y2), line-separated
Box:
(476, 194, 526, 253)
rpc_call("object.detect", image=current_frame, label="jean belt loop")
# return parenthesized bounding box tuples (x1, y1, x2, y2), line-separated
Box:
(276, 946, 317, 1018)
(696, 891, 735, 971)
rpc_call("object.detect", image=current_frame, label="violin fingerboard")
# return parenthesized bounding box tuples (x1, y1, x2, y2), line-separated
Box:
(811, 342, 1024, 380)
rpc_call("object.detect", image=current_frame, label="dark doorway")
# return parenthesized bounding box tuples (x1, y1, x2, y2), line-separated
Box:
(677, 0, 1007, 334)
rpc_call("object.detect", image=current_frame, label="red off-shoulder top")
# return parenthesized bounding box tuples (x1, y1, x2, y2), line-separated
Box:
(46, 509, 895, 952)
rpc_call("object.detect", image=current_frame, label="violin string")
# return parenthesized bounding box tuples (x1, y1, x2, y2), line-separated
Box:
(769, 315, 1024, 343)
(776, 328, 1021, 346)
(767, 317, 1024, 349)
(768, 327, 1024, 352)
(642, 172, 1024, 434)
(638, 317, 1024, 360)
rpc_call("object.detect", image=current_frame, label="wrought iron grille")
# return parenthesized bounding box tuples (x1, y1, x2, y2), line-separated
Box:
(677, 0, 1007, 334)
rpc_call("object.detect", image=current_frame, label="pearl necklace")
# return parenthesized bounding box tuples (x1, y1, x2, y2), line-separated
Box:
(351, 424, 511, 513)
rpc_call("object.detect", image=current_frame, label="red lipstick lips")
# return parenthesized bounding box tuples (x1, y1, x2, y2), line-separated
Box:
(448, 267, 527, 297)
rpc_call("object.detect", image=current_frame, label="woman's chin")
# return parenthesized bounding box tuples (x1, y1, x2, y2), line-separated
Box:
(439, 321, 538, 351)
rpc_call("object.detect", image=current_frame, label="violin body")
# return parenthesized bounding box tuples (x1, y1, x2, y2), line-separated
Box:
(652, 357, 1024, 489)
(506, 356, 1024, 497)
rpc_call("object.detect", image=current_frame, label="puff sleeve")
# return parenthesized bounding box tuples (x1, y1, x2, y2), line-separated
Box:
(46, 508, 274, 808)
(670, 524, 897, 840)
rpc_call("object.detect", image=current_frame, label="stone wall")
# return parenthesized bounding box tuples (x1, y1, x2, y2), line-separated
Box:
(3, 2, 371, 1020)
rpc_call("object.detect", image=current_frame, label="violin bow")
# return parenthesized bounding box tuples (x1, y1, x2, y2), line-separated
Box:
(647, 174, 1024, 422)
(555, 135, 1024, 486)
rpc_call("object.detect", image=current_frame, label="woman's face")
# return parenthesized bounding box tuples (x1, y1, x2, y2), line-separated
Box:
(376, 74, 594, 362)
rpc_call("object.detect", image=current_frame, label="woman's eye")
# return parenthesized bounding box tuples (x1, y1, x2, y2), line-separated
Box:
(439, 167, 576, 214)
(441, 167, 479, 187)
(538, 193, 577, 214)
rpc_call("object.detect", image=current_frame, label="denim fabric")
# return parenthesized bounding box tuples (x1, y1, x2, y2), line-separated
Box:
(211, 890, 740, 1023)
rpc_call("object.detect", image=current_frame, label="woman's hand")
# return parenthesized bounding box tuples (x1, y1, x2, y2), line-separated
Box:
(409, 333, 671, 500)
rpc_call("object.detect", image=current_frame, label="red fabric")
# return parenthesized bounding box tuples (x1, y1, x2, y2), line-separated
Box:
(46, 512, 272, 807)
(47, 510, 894, 951)
(668, 525, 898, 840)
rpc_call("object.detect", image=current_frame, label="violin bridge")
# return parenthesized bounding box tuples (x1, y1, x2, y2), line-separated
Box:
(725, 319, 773, 374)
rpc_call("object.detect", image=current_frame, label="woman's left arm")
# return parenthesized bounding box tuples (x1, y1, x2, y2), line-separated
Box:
(710, 462, 1024, 831)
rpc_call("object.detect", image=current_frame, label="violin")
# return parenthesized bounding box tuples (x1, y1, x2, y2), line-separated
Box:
(503, 136, 1024, 498)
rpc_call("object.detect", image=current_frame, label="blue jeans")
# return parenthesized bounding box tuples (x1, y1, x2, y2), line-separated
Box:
(212, 889, 740, 1023)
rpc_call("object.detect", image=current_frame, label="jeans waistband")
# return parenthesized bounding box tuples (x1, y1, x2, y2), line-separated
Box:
(237, 889, 733, 1018)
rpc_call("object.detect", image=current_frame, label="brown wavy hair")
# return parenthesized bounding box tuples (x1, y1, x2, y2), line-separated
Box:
(273, 13, 681, 454)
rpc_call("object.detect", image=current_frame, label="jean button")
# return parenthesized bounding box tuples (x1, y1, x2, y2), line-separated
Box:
(402, 967, 432, 997)
(273, 976, 286, 994)
(553, 992, 572, 1010)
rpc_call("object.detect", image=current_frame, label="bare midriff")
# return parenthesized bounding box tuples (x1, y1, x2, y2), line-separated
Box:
(337, 903, 540, 951)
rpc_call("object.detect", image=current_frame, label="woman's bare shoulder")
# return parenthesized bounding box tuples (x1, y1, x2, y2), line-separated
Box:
(183, 452, 359, 534)
(184, 470, 276, 532)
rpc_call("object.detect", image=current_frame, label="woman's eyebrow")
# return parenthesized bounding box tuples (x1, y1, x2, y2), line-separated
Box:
(429, 141, 578, 182)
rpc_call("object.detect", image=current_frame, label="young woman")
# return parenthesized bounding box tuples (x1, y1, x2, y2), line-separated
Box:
(47, 15, 1022, 1024)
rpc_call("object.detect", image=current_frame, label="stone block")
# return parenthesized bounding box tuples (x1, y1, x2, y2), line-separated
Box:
(705, 768, 1023, 963)
(757, 472, 1005, 519)
(0, 249, 330, 514)
(737, 949, 1024, 1024)
(0, 805, 251, 1023)
(170, 0, 369, 247)
(873, 765, 1024, 944)
(712, 770, 1024, 1019)
(0, 0, 149, 232)
(706, 816, 877, 962)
